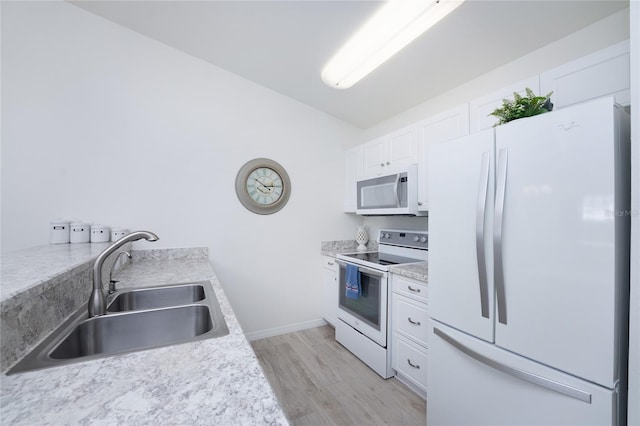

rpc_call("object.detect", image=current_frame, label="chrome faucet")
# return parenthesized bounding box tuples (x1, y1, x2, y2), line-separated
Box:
(89, 231, 159, 317)
(108, 250, 131, 295)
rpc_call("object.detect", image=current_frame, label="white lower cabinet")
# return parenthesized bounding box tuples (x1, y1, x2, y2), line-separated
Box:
(391, 274, 428, 397)
(322, 255, 338, 326)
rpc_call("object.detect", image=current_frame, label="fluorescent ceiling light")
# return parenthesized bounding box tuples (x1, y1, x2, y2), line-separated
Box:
(321, 0, 465, 89)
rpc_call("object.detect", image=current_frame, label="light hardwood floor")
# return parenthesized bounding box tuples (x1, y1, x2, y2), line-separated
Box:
(251, 325, 426, 426)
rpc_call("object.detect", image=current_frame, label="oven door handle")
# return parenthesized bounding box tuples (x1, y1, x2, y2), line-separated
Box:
(335, 259, 386, 278)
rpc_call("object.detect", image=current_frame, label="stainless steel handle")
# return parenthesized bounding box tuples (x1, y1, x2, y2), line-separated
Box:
(407, 359, 421, 369)
(335, 260, 385, 278)
(394, 173, 401, 207)
(494, 148, 508, 325)
(417, 201, 423, 206)
(407, 317, 421, 326)
(327, 262, 334, 266)
(433, 327, 591, 403)
(407, 285, 421, 293)
(476, 152, 490, 319)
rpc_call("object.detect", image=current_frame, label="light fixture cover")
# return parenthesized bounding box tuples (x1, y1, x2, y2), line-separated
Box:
(321, 0, 465, 89)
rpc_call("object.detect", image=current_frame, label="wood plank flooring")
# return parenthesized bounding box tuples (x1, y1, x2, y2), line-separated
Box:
(251, 325, 426, 426)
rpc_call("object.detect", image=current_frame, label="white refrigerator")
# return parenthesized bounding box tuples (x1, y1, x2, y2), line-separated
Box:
(427, 96, 631, 426)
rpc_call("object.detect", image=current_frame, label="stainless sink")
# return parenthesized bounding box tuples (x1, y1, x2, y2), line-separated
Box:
(107, 283, 205, 312)
(7, 281, 229, 375)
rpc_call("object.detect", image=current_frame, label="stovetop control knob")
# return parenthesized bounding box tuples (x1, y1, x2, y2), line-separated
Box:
(419, 236, 427, 243)
(384, 233, 391, 239)
(413, 236, 420, 242)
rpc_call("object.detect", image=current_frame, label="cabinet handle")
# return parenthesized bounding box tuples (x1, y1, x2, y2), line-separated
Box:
(327, 262, 334, 266)
(380, 163, 385, 167)
(408, 317, 421, 326)
(417, 201, 423, 206)
(386, 161, 391, 165)
(407, 286, 421, 293)
(407, 359, 421, 369)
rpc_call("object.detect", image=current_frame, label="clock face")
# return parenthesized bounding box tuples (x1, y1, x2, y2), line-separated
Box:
(245, 167, 284, 205)
(235, 158, 291, 215)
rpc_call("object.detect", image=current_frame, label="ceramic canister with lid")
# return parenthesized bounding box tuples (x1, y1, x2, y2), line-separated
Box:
(110, 228, 129, 241)
(49, 219, 70, 244)
(69, 222, 91, 243)
(91, 224, 111, 243)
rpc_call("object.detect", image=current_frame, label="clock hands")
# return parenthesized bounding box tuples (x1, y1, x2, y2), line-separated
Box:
(253, 178, 274, 194)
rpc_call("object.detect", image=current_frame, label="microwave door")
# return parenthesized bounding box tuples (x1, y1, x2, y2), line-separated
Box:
(357, 174, 403, 210)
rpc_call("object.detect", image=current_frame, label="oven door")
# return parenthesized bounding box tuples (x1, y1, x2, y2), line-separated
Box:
(336, 260, 388, 347)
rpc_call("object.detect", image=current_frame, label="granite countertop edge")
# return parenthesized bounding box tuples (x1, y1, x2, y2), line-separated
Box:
(0, 250, 288, 425)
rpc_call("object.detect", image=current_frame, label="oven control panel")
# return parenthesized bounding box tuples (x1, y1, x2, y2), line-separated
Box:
(378, 229, 428, 250)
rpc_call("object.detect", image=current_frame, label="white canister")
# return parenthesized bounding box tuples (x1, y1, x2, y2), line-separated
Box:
(111, 228, 129, 241)
(91, 225, 111, 243)
(49, 220, 70, 244)
(70, 222, 91, 243)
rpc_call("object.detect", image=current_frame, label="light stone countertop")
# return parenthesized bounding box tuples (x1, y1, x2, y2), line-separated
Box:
(320, 240, 378, 257)
(0, 251, 288, 425)
(389, 261, 428, 283)
(1, 243, 111, 301)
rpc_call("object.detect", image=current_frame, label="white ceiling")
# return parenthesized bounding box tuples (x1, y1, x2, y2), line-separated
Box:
(70, 0, 628, 128)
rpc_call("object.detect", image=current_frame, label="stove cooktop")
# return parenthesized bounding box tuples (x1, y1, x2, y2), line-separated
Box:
(340, 251, 422, 267)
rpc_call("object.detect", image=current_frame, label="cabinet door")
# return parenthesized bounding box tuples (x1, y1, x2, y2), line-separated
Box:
(393, 294, 429, 346)
(540, 40, 630, 108)
(322, 257, 338, 326)
(343, 146, 362, 213)
(392, 333, 428, 394)
(428, 129, 495, 343)
(469, 76, 540, 132)
(386, 125, 417, 169)
(417, 104, 470, 211)
(362, 137, 387, 176)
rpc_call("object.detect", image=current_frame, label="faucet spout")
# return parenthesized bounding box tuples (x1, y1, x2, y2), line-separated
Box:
(88, 230, 159, 317)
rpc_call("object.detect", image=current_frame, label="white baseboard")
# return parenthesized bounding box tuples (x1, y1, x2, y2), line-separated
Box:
(394, 372, 427, 401)
(245, 318, 328, 341)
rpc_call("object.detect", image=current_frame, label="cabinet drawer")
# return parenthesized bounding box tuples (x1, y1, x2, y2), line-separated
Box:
(393, 276, 428, 303)
(393, 295, 428, 346)
(321, 255, 338, 271)
(392, 334, 428, 392)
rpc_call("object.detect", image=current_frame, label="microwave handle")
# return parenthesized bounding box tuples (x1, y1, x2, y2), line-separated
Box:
(394, 174, 401, 207)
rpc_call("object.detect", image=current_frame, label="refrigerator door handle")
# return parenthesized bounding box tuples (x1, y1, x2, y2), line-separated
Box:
(475, 152, 490, 318)
(494, 148, 508, 325)
(433, 327, 592, 404)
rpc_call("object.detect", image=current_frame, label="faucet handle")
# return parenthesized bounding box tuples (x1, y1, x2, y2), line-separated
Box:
(108, 279, 118, 295)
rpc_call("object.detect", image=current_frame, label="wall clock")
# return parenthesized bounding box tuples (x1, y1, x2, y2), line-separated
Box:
(235, 158, 291, 215)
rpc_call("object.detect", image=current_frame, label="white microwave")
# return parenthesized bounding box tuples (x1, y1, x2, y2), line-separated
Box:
(356, 164, 426, 216)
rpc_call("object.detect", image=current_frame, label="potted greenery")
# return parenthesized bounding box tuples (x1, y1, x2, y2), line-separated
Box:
(489, 88, 554, 126)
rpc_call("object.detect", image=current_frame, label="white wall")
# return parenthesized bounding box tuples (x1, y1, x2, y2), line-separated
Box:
(362, 7, 630, 140)
(0, 1, 361, 336)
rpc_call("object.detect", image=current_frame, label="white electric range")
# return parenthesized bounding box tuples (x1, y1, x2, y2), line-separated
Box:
(335, 229, 428, 378)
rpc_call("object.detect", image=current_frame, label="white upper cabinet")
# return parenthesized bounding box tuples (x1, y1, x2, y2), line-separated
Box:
(416, 104, 470, 211)
(361, 125, 418, 177)
(540, 40, 630, 109)
(344, 146, 362, 213)
(469, 76, 540, 133)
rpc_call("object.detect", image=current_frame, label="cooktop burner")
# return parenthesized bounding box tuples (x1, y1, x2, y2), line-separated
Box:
(340, 252, 422, 266)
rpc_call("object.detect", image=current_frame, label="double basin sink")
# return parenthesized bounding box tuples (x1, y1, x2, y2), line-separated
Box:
(7, 281, 229, 375)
